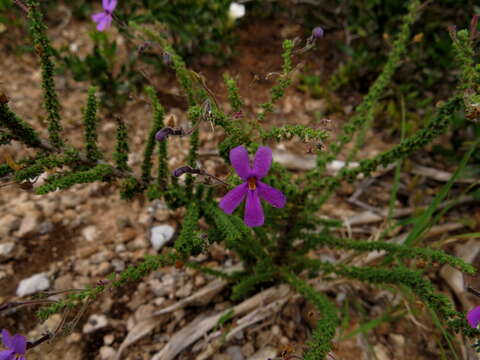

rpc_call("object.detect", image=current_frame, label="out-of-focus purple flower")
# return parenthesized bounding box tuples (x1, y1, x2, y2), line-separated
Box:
(91, 0, 117, 32)
(312, 27, 324, 39)
(219, 146, 286, 227)
(467, 306, 480, 328)
(0, 329, 27, 360)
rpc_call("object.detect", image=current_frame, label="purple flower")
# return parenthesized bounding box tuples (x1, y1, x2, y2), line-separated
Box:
(1, 329, 27, 360)
(312, 27, 324, 39)
(219, 146, 286, 227)
(91, 0, 117, 32)
(467, 306, 480, 328)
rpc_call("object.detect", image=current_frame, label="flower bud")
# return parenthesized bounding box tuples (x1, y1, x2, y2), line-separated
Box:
(155, 127, 174, 141)
(312, 27, 324, 39)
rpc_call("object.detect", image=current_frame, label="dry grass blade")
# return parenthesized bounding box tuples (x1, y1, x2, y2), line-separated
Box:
(346, 195, 477, 226)
(150, 285, 290, 360)
(113, 277, 230, 360)
(196, 297, 291, 360)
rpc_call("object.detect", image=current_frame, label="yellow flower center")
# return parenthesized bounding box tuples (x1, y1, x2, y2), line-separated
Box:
(248, 177, 257, 190)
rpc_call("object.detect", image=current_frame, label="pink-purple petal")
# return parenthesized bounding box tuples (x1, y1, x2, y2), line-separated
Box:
(244, 190, 264, 227)
(252, 146, 272, 179)
(219, 183, 248, 214)
(229, 146, 251, 180)
(106, 0, 117, 12)
(102, 0, 109, 10)
(467, 306, 480, 328)
(1, 330, 12, 349)
(0, 350, 15, 360)
(92, 12, 106, 23)
(257, 181, 286, 208)
(97, 15, 112, 31)
(10, 335, 25, 355)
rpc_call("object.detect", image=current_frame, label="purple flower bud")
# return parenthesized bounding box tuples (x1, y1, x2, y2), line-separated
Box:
(155, 127, 174, 141)
(312, 27, 324, 39)
(172, 166, 202, 177)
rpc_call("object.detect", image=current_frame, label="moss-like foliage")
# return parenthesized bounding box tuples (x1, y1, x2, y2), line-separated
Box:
(83, 87, 102, 162)
(27, 0, 63, 148)
(35, 164, 114, 194)
(284, 271, 338, 359)
(0, 103, 42, 148)
(142, 86, 165, 183)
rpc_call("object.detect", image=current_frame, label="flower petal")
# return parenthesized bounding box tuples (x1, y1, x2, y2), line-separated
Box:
(102, 0, 109, 10)
(229, 146, 250, 180)
(91, 12, 106, 23)
(97, 15, 112, 31)
(219, 183, 247, 214)
(11, 335, 26, 355)
(106, 0, 117, 12)
(244, 190, 264, 227)
(0, 350, 15, 360)
(252, 146, 272, 179)
(1, 330, 12, 349)
(467, 306, 480, 328)
(257, 181, 286, 208)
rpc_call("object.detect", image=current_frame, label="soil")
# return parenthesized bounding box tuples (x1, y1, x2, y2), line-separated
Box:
(0, 7, 479, 360)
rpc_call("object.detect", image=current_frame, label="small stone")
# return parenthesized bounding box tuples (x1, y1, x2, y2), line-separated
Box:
(99, 346, 116, 360)
(241, 343, 255, 357)
(90, 251, 111, 264)
(249, 346, 278, 360)
(150, 225, 175, 251)
(226, 346, 244, 360)
(38, 221, 54, 235)
(66, 332, 82, 344)
(212, 355, 230, 360)
(138, 212, 150, 225)
(16, 212, 41, 238)
(116, 215, 132, 229)
(112, 259, 125, 272)
(83, 314, 108, 334)
(305, 99, 326, 112)
(176, 282, 193, 298)
(135, 304, 155, 322)
(16, 273, 50, 297)
(100, 297, 114, 314)
(74, 259, 91, 276)
(0, 242, 15, 260)
(115, 244, 126, 253)
(373, 344, 390, 360)
(129, 235, 148, 250)
(82, 225, 98, 242)
(43, 313, 62, 330)
(119, 228, 137, 243)
(0, 214, 20, 238)
(93, 262, 112, 277)
(104, 334, 115, 345)
(194, 274, 206, 287)
(54, 274, 73, 290)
